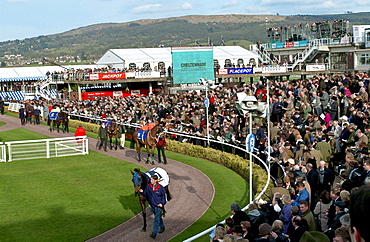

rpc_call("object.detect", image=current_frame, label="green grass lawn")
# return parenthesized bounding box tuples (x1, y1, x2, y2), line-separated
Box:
(0, 119, 249, 242)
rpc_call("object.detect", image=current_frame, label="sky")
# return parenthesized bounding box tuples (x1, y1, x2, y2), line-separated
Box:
(0, 0, 368, 42)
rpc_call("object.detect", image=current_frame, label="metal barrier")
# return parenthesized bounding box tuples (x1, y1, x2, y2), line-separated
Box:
(165, 130, 271, 242)
(4, 136, 88, 162)
(7, 102, 23, 112)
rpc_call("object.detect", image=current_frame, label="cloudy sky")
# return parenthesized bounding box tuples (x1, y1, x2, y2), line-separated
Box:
(0, 0, 368, 42)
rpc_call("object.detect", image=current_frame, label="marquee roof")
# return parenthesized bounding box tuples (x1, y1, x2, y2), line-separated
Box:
(0, 65, 97, 82)
(96, 46, 259, 66)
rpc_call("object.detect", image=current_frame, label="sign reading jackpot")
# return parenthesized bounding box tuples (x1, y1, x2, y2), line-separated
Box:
(172, 47, 215, 84)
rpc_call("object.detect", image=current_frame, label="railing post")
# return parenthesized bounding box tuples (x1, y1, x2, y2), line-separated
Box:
(7, 143, 12, 162)
(46, 140, 50, 158)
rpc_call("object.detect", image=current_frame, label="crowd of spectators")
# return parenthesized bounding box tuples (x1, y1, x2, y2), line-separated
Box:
(48, 64, 168, 81)
(20, 70, 370, 241)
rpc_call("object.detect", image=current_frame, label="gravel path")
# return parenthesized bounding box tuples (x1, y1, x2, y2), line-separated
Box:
(0, 114, 215, 242)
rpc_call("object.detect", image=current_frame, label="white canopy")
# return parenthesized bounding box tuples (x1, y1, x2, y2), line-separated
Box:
(96, 46, 259, 69)
(0, 65, 99, 82)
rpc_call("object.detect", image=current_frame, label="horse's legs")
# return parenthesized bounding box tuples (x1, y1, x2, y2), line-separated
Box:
(165, 187, 172, 201)
(135, 141, 141, 161)
(109, 136, 113, 150)
(115, 137, 118, 150)
(140, 198, 147, 232)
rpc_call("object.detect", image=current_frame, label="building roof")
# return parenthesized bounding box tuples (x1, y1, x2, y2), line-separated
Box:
(96, 46, 259, 66)
(0, 65, 97, 82)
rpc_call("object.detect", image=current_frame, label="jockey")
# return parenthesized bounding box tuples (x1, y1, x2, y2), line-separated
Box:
(141, 118, 155, 131)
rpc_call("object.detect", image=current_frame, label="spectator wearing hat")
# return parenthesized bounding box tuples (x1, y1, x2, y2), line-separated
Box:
(325, 201, 347, 240)
(141, 174, 167, 239)
(117, 121, 127, 149)
(299, 231, 330, 242)
(230, 203, 250, 227)
(306, 163, 319, 207)
(329, 96, 339, 121)
(256, 223, 275, 242)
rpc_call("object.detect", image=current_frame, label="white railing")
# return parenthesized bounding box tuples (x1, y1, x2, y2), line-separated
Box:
(162, 130, 271, 242)
(7, 102, 23, 112)
(0, 144, 6, 162)
(4, 136, 88, 162)
(288, 43, 319, 71)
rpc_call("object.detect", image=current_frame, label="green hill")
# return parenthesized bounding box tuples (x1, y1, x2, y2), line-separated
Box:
(1, 12, 370, 66)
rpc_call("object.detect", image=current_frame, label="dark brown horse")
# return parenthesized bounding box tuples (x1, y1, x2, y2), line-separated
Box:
(25, 103, 35, 124)
(107, 120, 119, 150)
(48, 112, 69, 133)
(132, 124, 163, 164)
(131, 169, 149, 232)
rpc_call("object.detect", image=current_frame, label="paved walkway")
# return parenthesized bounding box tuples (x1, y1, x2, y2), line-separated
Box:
(0, 114, 215, 242)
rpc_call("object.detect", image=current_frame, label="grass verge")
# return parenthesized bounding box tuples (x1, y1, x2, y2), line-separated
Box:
(0, 127, 249, 241)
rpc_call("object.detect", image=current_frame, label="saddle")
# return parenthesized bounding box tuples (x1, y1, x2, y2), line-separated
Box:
(137, 130, 149, 141)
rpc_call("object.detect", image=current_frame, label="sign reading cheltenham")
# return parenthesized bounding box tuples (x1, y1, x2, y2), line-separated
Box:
(172, 47, 215, 84)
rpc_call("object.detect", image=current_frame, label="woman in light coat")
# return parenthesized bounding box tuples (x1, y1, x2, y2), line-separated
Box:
(313, 190, 332, 232)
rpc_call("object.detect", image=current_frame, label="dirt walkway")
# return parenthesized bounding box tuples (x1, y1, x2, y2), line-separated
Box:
(0, 114, 214, 242)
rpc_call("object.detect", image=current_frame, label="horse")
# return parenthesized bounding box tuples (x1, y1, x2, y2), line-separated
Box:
(25, 103, 36, 124)
(132, 123, 163, 164)
(107, 120, 119, 150)
(48, 112, 69, 133)
(131, 167, 172, 232)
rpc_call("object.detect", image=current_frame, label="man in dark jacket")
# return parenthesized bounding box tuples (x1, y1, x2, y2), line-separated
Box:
(289, 216, 308, 242)
(141, 175, 167, 239)
(98, 122, 108, 151)
(230, 203, 250, 227)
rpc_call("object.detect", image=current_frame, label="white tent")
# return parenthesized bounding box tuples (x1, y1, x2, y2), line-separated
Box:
(96, 46, 259, 70)
(96, 48, 173, 70)
(0, 65, 99, 82)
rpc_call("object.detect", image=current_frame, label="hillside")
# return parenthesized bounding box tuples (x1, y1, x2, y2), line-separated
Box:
(1, 12, 370, 67)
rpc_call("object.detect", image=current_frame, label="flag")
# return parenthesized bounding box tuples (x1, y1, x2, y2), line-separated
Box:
(265, 17, 268, 23)
(208, 37, 212, 46)
(221, 35, 225, 46)
(195, 41, 200, 46)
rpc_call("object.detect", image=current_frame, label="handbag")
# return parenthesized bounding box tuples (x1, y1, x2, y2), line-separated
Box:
(314, 202, 322, 232)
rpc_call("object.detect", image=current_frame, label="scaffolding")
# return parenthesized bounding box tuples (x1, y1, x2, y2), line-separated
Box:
(266, 19, 352, 42)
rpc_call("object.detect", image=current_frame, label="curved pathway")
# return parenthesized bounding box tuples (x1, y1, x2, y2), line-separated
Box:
(0, 114, 215, 242)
